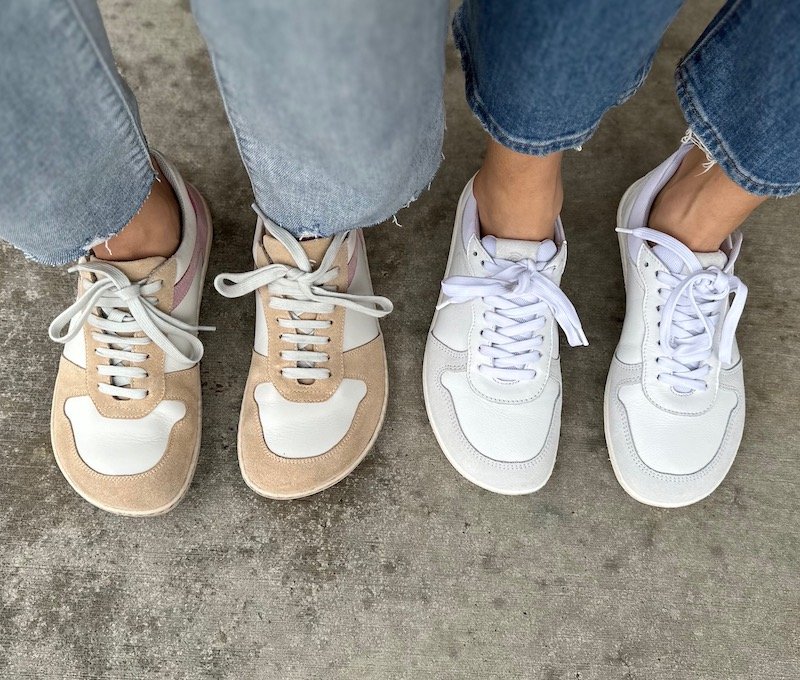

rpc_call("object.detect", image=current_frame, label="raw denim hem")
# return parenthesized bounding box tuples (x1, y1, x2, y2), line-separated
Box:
(452, 7, 652, 157)
(252, 148, 442, 239)
(676, 66, 800, 198)
(26, 170, 155, 267)
(26, 0, 155, 266)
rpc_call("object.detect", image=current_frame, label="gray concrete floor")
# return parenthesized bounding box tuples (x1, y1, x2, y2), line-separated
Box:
(1, 1, 798, 678)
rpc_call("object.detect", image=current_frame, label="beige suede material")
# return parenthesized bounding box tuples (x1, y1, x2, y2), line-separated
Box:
(51, 356, 201, 516)
(258, 235, 350, 403)
(84, 257, 177, 419)
(238, 334, 387, 499)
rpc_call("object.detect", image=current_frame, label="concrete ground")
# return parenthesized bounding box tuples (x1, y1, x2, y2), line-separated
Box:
(1, 1, 798, 678)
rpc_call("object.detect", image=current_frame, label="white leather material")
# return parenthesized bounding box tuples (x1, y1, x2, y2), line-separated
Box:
(65, 395, 186, 475)
(343, 231, 380, 352)
(605, 148, 747, 506)
(605, 357, 745, 507)
(618, 382, 738, 474)
(465, 232, 566, 403)
(164, 167, 211, 373)
(621, 240, 723, 413)
(63, 322, 86, 368)
(423, 335, 559, 495)
(255, 378, 367, 458)
(254, 292, 268, 356)
(618, 144, 691, 265)
(430, 180, 567, 402)
(423, 178, 571, 494)
(442, 370, 559, 462)
(151, 150, 196, 284)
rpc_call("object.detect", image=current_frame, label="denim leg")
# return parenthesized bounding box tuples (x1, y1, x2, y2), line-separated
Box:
(677, 0, 800, 197)
(453, 0, 684, 155)
(191, 0, 448, 238)
(0, 0, 154, 266)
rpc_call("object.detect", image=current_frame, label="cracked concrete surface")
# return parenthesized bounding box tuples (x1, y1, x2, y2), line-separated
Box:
(0, 1, 798, 678)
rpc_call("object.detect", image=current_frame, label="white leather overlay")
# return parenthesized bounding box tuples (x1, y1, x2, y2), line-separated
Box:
(255, 379, 367, 458)
(343, 232, 379, 351)
(618, 384, 738, 475)
(65, 396, 186, 475)
(441, 370, 558, 463)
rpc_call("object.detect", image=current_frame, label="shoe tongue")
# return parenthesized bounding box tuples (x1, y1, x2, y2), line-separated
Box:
(262, 233, 333, 268)
(482, 235, 557, 264)
(89, 255, 167, 282)
(652, 245, 727, 273)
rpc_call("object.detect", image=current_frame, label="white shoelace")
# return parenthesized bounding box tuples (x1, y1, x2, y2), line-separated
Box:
(618, 227, 747, 393)
(49, 261, 213, 399)
(214, 207, 393, 381)
(437, 254, 588, 381)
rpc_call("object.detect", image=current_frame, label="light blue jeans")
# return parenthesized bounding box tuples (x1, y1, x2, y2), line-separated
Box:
(1, 0, 798, 265)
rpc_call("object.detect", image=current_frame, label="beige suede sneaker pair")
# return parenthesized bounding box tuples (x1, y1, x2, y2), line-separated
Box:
(49, 156, 392, 516)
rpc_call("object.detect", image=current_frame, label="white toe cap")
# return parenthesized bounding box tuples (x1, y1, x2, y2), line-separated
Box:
(255, 378, 366, 458)
(442, 371, 558, 462)
(65, 396, 185, 475)
(618, 383, 738, 475)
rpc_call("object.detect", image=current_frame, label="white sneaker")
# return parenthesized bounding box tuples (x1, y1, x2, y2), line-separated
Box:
(605, 142, 748, 507)
(49, 152, 213, 515)
(423, 177, 587, 495)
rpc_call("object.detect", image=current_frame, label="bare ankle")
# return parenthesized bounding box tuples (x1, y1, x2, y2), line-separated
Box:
(93, 157, 181, 261)
(473, 138, 563, 241)
(649, 146, 766, 252)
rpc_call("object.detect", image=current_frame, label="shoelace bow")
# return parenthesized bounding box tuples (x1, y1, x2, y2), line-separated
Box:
(49, 261, 213, 399)
(214, 206, 393, 381)
(618, 227, 747, 393)
(437, 255, 588, 381)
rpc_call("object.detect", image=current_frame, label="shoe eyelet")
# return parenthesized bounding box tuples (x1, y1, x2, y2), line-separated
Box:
(472, 251, 478, 257)
(644, 262, 649, 268)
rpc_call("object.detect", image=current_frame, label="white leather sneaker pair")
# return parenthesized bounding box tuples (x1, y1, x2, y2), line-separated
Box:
(424, 141, 748, 507)
(49, 155, 392, 515)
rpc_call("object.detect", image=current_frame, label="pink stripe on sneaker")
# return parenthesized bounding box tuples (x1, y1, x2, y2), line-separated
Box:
(173, 185, 209, 310)
(347, 230, 362, 286)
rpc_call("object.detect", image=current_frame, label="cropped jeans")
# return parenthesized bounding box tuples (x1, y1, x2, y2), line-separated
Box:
(0, 0, 798, 265)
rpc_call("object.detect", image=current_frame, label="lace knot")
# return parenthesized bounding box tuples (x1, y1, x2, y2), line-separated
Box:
(116, 282, 142, 302)
(438, 251, 587, 381)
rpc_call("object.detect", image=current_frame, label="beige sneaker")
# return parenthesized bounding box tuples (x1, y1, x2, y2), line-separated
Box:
(214, 210, 392, 499)
(48, 153, 213, 516)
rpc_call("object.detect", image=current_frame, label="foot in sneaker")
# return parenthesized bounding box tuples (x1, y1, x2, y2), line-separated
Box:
(605, 142, 748, 507)
(423, 177, 587, 495)
(49, 152, 213, 516)
(214, 209, 392, 499)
